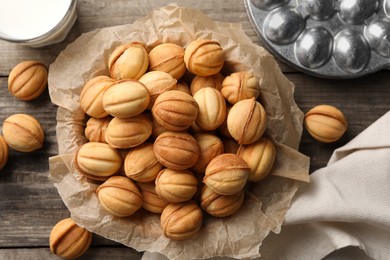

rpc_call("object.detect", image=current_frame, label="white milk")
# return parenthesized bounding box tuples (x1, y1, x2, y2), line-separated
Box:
(0, 0, 75, 46)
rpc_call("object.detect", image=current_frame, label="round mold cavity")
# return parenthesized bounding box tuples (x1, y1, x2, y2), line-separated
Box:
(294, 27, 333, 69)
(250, 0, 290, 11)
(339, 0, 378, 25)
(297, 0, 336, 20)
(364, 17, 390, 57)
(263, 7, 306, 45)
(333, 29, 371, 74)
(385, 0, 390, 18)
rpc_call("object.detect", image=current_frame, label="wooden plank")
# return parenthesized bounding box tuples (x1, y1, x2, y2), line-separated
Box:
(0, 247, 142, 260)
(0, 245, 371, 260)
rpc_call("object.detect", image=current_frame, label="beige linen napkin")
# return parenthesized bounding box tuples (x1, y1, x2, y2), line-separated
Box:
(143, 111, 390, 260)
(259, 111, 390, 260)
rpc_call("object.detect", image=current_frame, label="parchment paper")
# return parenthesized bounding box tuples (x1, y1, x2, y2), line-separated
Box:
(48, 4, 310, 259)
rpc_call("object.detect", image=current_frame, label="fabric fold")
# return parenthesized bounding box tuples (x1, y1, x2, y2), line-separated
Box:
(259, 111, 390, 260)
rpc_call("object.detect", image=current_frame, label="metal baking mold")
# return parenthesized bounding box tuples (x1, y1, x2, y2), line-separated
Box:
(244, 0, 390, 78)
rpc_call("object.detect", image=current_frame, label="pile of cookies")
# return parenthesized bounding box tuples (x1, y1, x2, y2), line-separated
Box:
(75, 39, 276, 241)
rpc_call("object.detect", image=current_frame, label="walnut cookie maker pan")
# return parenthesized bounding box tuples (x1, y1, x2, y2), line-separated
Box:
(244, 0, 390, 79)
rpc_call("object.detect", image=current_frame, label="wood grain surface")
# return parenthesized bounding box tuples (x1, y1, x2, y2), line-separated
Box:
(0, 0, 389, 259)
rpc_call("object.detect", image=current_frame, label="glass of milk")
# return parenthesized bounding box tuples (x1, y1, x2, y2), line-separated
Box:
(0, 0, 77, 47)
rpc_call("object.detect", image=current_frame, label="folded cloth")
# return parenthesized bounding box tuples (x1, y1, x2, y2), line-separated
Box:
(143, 111, 390, 260)
(259, 111, 390, 260)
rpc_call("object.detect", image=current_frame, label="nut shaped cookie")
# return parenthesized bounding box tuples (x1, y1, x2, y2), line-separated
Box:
(8, 60, 48, 101)
(75, 142, 122, 181)
(172, 81, 191, 94)
(218, 104, 233, 138)
(85, 116, 112, 143)
(124, 143, 163, 182)
(227, 98, 267, 145)
(189, 121, 205, 135)
(151, 116, 169, 139)
(0, 136, 9, 170)
(204, 153, 249, 195)
(193, 87, 226, 131)
(3, 114, 44, 152)
(97, 176, 143, 217)
(108, 42, 149, 80)
(49, 218, 92, 259)
(153, 132, 201, 170)
(237, 138, 276, 182)
(190, 73, 224, 95)
(80, 76, 115, 118)
(152, 90, 198, 131)
(137, 182, 169, 213)
(200, 185, 244, 217)
(184, 39, 224, 76)
(191, 133, 224, 174)
(304, 105, 347, 143)
(221, 71, 260, 104)
(102, 79, 150, 118)
(155, 169, 198, 203)
(105, 114, 152, 149)
(139, 71, 177, 109)
(148, 43, 186, 80)
(161, 201, 203, 240)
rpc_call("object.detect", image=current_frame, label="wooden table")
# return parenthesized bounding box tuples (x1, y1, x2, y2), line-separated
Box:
(0, 1, 389, 259)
